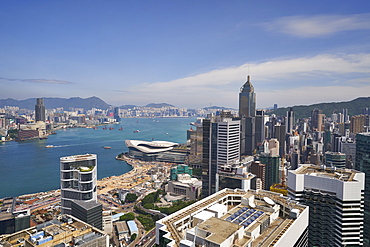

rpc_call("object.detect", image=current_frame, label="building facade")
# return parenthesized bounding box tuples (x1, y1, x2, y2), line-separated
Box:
(355, 132, 370, 244)
(239, 75, 256, 118)
(288, 164, 365, 246)
(60, 154, 98, 215)
(35, 98, 46, 122)
(71, 200, 102, 230)
(201, 117, 240, 198)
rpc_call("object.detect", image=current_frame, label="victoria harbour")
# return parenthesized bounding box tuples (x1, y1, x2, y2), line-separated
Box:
(0, 117, 195, 199)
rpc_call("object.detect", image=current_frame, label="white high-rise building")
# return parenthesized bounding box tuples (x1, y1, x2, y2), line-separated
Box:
(216, 119, 240, 167)
(287, 164, 365, 246)
(60, 154, 98, 215)
(202, 116, 241, 198)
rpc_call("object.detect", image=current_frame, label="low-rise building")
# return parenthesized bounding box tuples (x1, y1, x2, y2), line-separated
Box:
(156, 188, 308, 247)
(127, 220, 138, 236)
(115, 221, 129, 241)
(0, 215, 109, 247)
(0, 197, 30, 235)
(166, 174, 202, 201)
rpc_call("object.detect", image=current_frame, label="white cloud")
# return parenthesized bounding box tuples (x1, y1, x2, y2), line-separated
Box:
(117, 53, 370, 108)
(0, 77, 74, 84)
(262, 14, 370, 38)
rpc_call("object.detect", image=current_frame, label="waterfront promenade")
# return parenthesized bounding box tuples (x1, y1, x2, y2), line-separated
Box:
(1, 155, 173, 213)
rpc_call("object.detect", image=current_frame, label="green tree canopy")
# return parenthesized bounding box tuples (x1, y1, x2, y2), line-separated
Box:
(119, 212, 135, 221)
(130, 233, 137, 241)
(125, 193, 138, 203)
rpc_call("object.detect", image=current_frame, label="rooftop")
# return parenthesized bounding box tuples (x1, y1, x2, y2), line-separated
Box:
(157, 188, 307, 247)
(293, 164, 358, 182)
(197, 217, 241, 244)
(0, 215, 107, 247)
(125, 140, 179, 154)
(60, 153, 97, 162)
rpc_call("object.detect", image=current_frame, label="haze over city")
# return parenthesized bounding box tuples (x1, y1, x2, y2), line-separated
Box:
(1, 1, 370, 108)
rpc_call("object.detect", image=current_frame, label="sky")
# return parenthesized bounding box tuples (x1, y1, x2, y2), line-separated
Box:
(1, 1, 370, 109)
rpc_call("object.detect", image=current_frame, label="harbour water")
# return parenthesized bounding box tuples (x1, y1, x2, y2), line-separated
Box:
(0, 117, 195, 198)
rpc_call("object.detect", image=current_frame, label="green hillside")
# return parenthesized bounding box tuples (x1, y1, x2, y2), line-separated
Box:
(271, 97, 370, 119)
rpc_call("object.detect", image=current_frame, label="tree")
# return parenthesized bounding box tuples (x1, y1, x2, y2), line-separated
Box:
(125, 193, 138, 203)
(119, 212, 135, 221)
(130, 233, 137, 241)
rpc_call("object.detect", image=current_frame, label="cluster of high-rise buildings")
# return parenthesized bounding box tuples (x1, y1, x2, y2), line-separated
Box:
(0, 101, 237, 141)
(1, 75, 370, 247)
(182, 76, 370, 246)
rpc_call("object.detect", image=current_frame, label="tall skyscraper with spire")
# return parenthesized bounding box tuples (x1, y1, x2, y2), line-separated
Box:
(239, 75, 256, 155)
(239, 75, 256, 118)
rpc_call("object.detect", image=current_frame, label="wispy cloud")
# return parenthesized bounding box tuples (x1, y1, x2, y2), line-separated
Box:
(0, 77, 74, 84)
(262, 14, 370, 38)
(118, 53, 370, 108)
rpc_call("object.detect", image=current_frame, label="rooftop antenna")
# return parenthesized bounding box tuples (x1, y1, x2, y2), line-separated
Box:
(246, 64, 251, 82)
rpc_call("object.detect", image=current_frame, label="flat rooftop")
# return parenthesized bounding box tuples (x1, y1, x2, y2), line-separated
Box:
(197, 217, 241, 244)
(293, 165, 358, 181)
(158, 189, 307, 247)
(60, 153, 96, 162)
(0, 215, 106, 247)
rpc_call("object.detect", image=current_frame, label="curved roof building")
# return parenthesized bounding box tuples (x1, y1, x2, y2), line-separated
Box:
(125, 140, 179, 153)
(125, 140, 185, 162)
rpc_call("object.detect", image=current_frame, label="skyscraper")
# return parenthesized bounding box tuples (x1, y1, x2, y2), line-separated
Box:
(259, 154, 280, 190)
(201, 116, 240, 198)
(35, 98, 46, 122)
(255, 109, 265, 146)
(60, 154, 98, 215)
(311, 108, 322, 130)
(286, 107, 295, 134)
(288, 164, 365, 246)
(239, 75, 256, 118)
(240, 116, 255, 155)
(355, 132, 370, 244)
(113, 107, 121, 122)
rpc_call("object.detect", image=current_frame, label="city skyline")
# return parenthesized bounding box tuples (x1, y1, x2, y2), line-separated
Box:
(1, 1, 370, 109)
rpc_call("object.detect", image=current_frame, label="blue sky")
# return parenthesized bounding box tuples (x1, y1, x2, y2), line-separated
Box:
(1, 1, 370, 109)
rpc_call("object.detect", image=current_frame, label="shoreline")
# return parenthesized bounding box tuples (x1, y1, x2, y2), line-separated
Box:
(0, 154, 154, 201)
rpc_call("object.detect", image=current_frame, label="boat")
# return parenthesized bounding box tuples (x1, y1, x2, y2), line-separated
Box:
(103, 146, 111, 149)
(133, 130, 140, 133)
(45, 145, 54, 148)
(109, 127, 114, 130)
(102, 127, 107, 130)
(119, 127, 123, 130)
(39, 137, 48, 140)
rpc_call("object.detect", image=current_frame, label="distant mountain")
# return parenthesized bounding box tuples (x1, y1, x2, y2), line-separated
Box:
(271, 97, 370, 119)
(203, 106, 236, 111)
(0, 96, 110, 110)
(145, 103, 175, 108)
